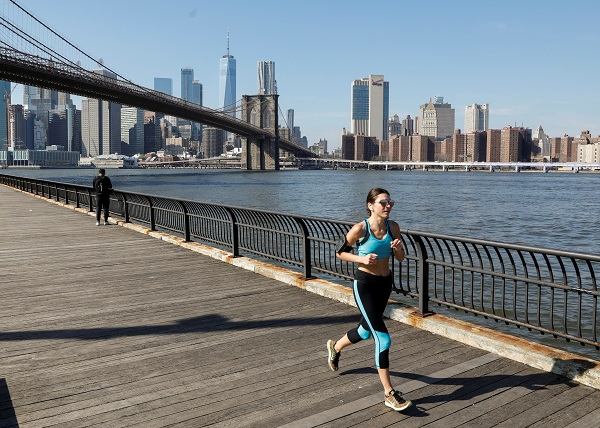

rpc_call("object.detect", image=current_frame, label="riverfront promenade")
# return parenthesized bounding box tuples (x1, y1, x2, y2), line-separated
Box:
(1, 185, 600, 428)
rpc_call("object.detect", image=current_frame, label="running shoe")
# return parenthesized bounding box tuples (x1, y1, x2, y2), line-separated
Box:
(385, 389, 412, 411)
(326, 339, 340, 371)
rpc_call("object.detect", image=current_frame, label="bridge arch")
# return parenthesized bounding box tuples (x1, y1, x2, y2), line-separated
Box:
(241, 94, 280, 170)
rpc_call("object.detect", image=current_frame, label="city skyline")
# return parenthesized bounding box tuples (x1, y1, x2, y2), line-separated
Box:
(8, 0, 600, 150)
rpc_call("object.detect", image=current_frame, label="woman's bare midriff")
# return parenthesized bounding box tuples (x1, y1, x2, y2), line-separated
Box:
(358, 259, 391, 277)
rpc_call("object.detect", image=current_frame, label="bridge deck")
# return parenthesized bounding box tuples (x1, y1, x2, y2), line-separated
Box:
(1, 185, 599, 428)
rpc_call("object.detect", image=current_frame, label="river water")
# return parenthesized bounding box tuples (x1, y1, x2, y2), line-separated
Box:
(4, 167, 599, 255)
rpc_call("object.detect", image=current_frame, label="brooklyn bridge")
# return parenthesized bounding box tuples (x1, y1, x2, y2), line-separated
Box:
(0, 1, 314, 170)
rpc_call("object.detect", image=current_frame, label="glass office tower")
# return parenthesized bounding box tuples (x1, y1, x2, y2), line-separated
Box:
(154, 77, 173, 96)
(219, 32, 236, 117)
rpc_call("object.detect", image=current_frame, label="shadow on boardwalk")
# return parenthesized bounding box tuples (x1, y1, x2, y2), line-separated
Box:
(0, 314, 357, 341)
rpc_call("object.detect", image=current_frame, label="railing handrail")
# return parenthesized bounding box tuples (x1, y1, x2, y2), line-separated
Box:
(10, 175, 597, 259)
(405, 229, 600, 262)
(1, 173, 598, 352)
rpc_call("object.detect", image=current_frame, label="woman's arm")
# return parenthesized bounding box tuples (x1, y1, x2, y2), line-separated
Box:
(336, 222, 375, 265)
(390, 221, 405, 263)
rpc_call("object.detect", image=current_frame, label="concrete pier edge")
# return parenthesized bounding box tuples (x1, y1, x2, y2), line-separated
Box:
(11, 186, 600, 390)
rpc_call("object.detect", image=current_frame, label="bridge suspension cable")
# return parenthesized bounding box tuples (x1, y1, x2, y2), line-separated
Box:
(215, 98, 243, 115)
(278, 104, 290, 129)
(0, 0, 154, 96)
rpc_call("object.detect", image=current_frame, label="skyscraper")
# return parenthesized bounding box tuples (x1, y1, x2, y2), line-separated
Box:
(23, 86, 58, 120)
(154, 77, 173, 96)
(65, 104, 81, 153)
(350, 75, 389, 142)
(191, 80, 203, 105)
(191, 80, 203, 141)
(9, 104, 26, 149)
(418, 97, 455, 140)
(47, 109, 68, 148)
(258, 61, 276, 95)
(464, 103, 489, 133)
(121, 106, 145, 155)
(533, 125, 550, 157)
(402, 115, 414, 136)
(388, 114, 402, 137)
(81, 70, 121, 157)
(351, 78, 369, 136)
(219, 31, 236, 117)
(0, 80, 11, 150)
(287, 109, 294, 132)
(181, 68, 194, 101)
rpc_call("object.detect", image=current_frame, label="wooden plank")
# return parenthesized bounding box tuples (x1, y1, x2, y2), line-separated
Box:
(563, 408, 600, 428)
(494, 384, 597, 428)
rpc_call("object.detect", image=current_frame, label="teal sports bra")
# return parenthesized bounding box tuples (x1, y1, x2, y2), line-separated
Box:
(357, 219, 394, 259)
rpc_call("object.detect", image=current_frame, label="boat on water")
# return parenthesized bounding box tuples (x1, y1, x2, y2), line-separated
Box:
(91, 154, 138, 169)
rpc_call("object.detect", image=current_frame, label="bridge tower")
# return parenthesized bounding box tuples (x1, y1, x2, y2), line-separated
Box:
(240, 94, 279, 170)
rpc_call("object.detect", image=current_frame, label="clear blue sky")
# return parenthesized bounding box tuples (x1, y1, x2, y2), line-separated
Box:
(8, 0, 600, 148)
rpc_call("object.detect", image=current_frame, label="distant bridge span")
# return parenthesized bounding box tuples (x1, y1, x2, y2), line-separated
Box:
(0, 47, 313, 159)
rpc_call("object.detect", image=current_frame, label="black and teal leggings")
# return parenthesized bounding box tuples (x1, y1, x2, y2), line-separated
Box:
(347, 269, 393, 369)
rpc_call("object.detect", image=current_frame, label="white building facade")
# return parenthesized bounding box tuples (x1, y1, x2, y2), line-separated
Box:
(579, 143, 600, 163)
(464, 103, 489, 133)
(419, 97, 455, 140)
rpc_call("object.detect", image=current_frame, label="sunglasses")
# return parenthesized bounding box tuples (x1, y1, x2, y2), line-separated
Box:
(375, 199, 395, 208)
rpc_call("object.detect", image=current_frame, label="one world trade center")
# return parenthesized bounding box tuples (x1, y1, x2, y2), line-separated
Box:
(219, 31, 236, 118)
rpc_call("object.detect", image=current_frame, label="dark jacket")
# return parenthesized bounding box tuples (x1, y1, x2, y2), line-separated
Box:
(93, 175, 113, 198)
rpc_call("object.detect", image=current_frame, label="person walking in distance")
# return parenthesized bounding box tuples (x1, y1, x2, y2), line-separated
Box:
(327, 187, 412, 412)
(93, 168, 112, 226)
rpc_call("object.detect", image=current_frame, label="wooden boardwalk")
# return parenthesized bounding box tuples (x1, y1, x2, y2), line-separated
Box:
(1, 185, 599, 428)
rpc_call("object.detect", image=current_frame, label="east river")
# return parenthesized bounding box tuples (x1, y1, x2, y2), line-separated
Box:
(4, 167, 599, 255)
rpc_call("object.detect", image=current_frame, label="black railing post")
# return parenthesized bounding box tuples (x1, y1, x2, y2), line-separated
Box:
(108, 191, 114, 220)
(224, 207, 239, 257)
(413, 234, 432, 316)
(179, 201, 190, 242)
(122, 193, 130, 223)
(147, 196, 156, 231)
(88, 189, 94, 212)
(75, 188, 80, 208)
(295, 217, 314, 279)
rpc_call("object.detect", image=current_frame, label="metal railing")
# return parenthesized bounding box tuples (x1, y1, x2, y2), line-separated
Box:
(2, 174, 598, 350)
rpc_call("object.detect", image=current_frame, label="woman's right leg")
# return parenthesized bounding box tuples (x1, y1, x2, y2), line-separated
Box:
(327, 275, 373, 371)
(332, 334, 352, 352)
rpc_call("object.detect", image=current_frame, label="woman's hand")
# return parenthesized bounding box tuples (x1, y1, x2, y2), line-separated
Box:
(390, 238, 403, 251)
(391, 238, 405, 262)
(364, 253, 378, 265)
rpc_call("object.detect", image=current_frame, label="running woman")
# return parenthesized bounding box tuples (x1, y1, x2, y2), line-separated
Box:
(327, 187, 412, 412)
